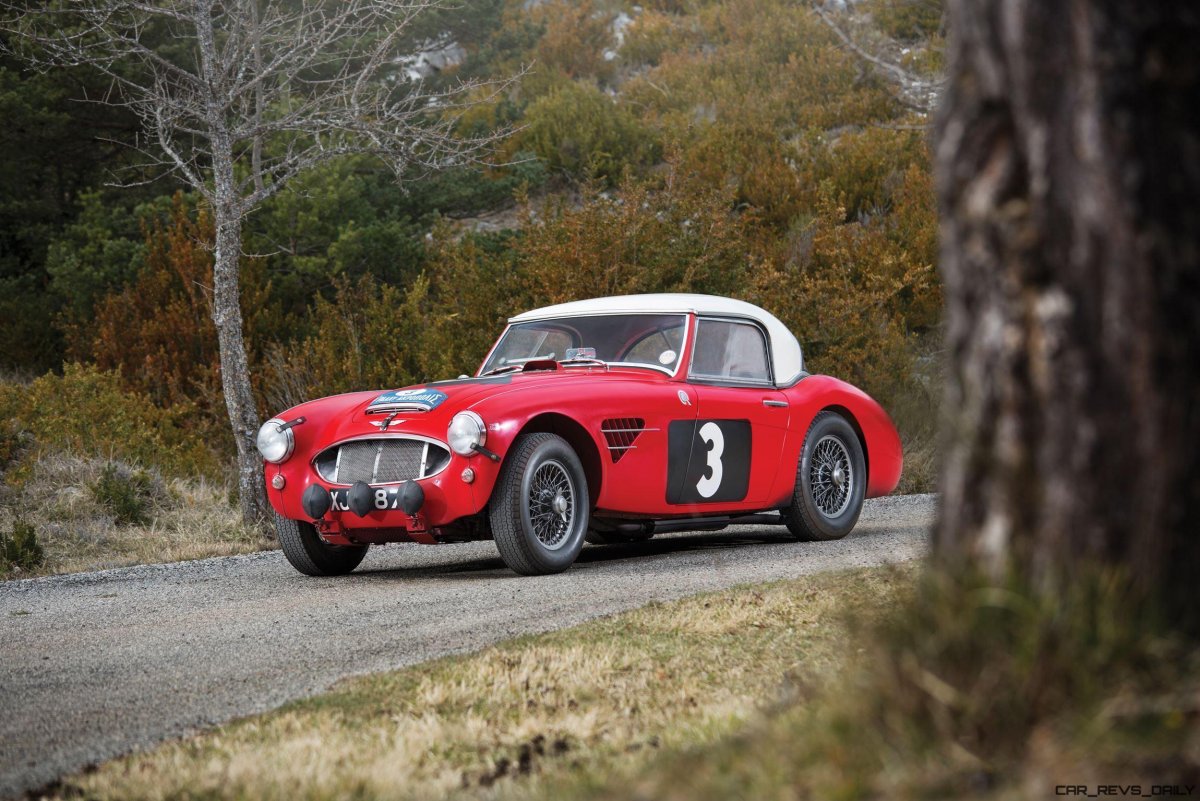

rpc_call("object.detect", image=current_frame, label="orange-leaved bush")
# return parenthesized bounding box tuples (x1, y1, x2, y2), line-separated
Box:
(514, 160, 755, 303)
(81, 193, 281, 418)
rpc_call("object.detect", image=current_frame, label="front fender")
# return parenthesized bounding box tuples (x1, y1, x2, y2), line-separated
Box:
(454, 385, 611, 511)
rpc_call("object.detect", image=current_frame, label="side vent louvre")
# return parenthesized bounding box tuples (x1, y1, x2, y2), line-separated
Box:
(601, 418, 646, 463)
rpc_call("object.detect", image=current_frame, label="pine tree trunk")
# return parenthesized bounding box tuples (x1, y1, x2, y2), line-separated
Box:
(934, 0, 1200, 631)
(211, 203, 266, 528)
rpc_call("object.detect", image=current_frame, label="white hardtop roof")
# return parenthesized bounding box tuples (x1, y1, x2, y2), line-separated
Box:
(509, 294, 805, 385)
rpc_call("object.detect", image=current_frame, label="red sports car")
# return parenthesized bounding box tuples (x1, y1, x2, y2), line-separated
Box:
(257, 294, 903, 576)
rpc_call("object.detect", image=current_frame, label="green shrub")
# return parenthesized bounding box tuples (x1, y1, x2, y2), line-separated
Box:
(530, 0, 616, 84)
(793, 126, 932, 223)
(5, 364, 224, 480)
(262, 273, 439, 409)
(91, 462, 158, 526)
(0, 519, 45, 574)
(0, 421, 30, 474)
(44, 189, 149, 325)
(867, 0, 944, 42)
(620, 10, 701, 67)
(521, 82, 659, 184)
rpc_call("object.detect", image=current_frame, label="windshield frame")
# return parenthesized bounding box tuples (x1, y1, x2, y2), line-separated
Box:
(478, 312, 693, 378)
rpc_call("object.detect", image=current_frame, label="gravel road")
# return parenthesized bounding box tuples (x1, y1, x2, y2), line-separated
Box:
(0, 494, 934, 799)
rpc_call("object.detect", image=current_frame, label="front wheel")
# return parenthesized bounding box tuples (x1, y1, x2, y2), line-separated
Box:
(489, 433, 590, 575)
(276, 513, 368, 576)
(782, 412, 866, 541)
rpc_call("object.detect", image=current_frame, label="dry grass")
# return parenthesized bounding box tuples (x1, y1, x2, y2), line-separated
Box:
(895, 431, 938, 496)
(43, 561, 1196, 801)
(0, 452, 267, 578)
(47, 565, 916, 801)
(890, 345, 943, 496)
(558, 567, 1200, 801)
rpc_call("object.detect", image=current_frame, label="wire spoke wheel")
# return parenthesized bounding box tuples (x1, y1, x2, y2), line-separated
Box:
(783, 412, 865, 541)
(809, 434, 853, 518)
(525, 459, 575, 551)
(491, 433, 589, 575)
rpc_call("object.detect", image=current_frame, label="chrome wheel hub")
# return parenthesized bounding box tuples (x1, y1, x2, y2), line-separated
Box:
(528, 460, 575, 550)
(551, 493, 569, 516)
(810, 435, 853, 518)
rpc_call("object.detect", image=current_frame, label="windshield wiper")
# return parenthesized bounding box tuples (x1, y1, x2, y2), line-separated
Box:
(559, 357, 608, 368)
(482, 354, 559, 376)
(481, 364, 524, 376)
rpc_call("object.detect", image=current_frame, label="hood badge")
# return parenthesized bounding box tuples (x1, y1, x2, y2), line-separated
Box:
(373, 413, 405, 431)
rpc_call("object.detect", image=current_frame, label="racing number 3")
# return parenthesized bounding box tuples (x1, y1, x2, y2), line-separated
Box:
(666, 419, 751, 504)
(695, 422, 724, 498)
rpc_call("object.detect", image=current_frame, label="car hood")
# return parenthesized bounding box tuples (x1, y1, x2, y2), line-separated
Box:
(286, 368, 660, 448)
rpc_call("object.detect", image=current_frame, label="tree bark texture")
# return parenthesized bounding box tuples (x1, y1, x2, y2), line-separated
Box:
(207, 78, 264, 525)
(211, 205, 266, 526)
(195, 2, 265, 527)
(934, 0, 1200, 628)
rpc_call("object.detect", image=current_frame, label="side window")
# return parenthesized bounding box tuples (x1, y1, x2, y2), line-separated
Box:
(689, 319, 771, 383)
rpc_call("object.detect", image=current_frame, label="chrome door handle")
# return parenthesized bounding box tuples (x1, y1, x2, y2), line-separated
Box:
(762, 399, 789, 408)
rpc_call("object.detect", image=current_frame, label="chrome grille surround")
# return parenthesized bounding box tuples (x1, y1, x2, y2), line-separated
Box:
(313, 436, 451, 485)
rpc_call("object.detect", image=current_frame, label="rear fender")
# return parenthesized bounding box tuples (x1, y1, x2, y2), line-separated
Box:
(779, 376, 903, 499)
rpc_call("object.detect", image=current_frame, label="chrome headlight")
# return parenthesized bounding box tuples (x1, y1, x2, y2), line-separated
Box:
(255, 418, 295, 464)
(447, 411, 486, 457)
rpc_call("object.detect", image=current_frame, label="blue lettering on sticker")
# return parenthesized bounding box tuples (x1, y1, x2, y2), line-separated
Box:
(368, 388, 448, 410)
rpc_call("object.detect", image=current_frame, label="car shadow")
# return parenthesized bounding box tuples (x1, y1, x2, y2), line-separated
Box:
(350, 529, 798, 583)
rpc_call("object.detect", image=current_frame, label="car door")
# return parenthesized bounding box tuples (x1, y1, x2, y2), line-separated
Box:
(666, 317, 788, 509)
(587, 375, 700, 516)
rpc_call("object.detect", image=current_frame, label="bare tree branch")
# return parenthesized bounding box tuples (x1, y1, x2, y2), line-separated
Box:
(0, 0, 517, 213)
(0, 0, 522, 526)
(811, 1, 943, 115)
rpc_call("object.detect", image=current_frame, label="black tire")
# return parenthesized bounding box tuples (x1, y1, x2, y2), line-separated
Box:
(275, 513, 368, 576)
(782, 411, 867, 541)
(489, 433, 590, 575)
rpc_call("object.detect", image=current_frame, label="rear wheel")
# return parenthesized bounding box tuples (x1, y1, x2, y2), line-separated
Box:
(490, 433, 590, 575)
(276, 513, 368, 576)
(782, 412, 866, 541)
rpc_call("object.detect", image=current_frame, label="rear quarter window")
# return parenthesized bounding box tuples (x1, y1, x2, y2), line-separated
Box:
(689, 319, 771, 383)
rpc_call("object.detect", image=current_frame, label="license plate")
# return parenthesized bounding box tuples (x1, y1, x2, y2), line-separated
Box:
(329, 486, 405, 512)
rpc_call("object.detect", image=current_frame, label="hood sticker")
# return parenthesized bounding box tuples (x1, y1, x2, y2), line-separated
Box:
(367, 388, 449, 412)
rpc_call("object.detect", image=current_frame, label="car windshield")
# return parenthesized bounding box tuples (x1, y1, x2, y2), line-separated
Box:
(481, 314, 687, 375)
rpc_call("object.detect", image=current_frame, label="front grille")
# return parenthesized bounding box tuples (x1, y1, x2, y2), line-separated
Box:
(314, 438, 450, 484)
(339, 441, 388, 482)
(374, 440, 424, 482)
